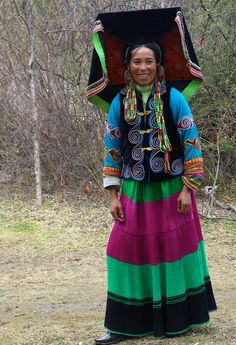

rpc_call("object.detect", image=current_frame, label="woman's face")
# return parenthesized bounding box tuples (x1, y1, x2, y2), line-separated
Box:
(128, 46, 158, 86)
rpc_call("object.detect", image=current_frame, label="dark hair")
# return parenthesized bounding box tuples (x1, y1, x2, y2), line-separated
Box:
(124, 42, 162, 65)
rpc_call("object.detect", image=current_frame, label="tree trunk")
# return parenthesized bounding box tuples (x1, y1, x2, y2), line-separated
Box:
(25, 1, 43, 205)
(30, 67, 42, 205)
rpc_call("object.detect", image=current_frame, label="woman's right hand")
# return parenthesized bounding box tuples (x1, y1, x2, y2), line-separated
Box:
(110, 198, 125, 222)
(108, 186, 125, 222)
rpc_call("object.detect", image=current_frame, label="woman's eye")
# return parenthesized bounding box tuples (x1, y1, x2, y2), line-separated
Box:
(132, 60, 154, 65)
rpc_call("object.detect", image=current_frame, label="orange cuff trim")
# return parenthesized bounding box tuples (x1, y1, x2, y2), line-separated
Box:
(184, 157, 203, 165)
(103, 166, 121, 177)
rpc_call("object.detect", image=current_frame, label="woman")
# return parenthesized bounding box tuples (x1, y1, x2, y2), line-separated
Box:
(95, 42, 217, 345)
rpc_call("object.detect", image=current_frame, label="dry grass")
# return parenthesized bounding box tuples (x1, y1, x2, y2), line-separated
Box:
(0, 192, 235, 345)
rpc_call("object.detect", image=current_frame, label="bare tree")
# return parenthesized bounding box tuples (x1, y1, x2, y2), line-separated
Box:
(0, 0, 235, 198)
(12, 0, 42, 204)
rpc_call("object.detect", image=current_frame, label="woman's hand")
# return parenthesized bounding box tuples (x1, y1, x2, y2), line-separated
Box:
(110, 198, 125, 222)
(108, 186, 125, 222)
(177, 185, 192, 214)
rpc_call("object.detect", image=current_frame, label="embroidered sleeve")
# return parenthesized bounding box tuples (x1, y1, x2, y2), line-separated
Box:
(170, 88, 204, 190)
(103, 93, 122, 180)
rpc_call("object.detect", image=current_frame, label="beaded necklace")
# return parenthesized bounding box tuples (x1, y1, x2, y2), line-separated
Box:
(124, 80, 172, 173)
(124, 81, 171, 150)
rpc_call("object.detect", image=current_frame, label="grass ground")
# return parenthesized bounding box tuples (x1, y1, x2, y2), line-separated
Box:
(0, 192, 235, 345)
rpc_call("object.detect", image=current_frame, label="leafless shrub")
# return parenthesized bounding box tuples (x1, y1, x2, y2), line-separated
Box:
(0, 0, 235, 197)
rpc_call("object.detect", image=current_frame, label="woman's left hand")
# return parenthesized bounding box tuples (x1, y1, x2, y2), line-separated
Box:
(177, 185, 192, 214)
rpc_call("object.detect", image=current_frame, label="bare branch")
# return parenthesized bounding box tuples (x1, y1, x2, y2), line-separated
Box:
(200, 0, 236, 57)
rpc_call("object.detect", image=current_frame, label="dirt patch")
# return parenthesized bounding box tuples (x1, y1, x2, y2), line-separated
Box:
(0, 194, 235, 345)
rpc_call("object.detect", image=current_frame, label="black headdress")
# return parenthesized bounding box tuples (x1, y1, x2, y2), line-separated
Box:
(86, 7, 203, 112)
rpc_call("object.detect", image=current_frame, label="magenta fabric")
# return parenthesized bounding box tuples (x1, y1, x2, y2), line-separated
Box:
(107, 191, 203, 265)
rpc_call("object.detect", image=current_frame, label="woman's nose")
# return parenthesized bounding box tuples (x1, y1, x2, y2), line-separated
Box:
(140, 63, 147, 70)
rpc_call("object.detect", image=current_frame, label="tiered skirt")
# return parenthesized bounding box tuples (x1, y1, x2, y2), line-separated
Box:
(104, 176, 217, 339)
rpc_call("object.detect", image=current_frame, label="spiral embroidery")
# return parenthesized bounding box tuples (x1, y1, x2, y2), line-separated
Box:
(131, 161, 145, 181)
(148, 97, 155, 110)
(150, 130, 160, 150)
(171, 159, 184, 175)
(149, 109, 158, 128)
(132, 145, 144, 161)
(128, 127, 141, 144)
(177, 115, 194, 131)
(126, 115, 145, 179)
(150, 155, 165, 173)
(123, 165, 131, 179)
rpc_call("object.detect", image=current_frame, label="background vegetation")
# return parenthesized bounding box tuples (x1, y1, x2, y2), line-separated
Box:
(0, 0, 235, 201)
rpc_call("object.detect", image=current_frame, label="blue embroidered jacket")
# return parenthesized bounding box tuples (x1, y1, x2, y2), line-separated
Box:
(104, 86, 204, 189)
(119, 86, 184, 182)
